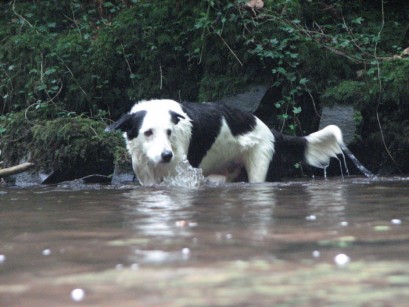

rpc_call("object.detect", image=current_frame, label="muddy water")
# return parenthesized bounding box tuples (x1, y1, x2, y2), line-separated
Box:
(1, 177, 409, 306)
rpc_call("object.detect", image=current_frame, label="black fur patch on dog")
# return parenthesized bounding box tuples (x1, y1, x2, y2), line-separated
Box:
(181, 103, 256, 167)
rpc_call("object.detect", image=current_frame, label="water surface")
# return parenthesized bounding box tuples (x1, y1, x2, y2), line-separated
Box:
(1, 177, 409, 306)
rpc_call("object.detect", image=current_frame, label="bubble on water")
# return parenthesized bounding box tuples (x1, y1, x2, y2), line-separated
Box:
(0, 254, 6, 263)
(334, 253, 350, 266)
(181, 248, 190, 255)
(130, 263, 139, 271)
(306, 215, 317, 221)
(340, 221, 349, 227)
(391, 219, 402, 225)
(42, 249, 51, 256)
(115, 264, 124, 270)
(71, 288, 85, 302)
(225, 233, 233, 240)
(312, 250, 320, 258)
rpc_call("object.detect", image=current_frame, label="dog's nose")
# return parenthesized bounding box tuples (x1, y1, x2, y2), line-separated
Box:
(161, 150, 173, 163)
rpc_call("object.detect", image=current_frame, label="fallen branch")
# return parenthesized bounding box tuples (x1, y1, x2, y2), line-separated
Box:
(0, 162, 35, 178)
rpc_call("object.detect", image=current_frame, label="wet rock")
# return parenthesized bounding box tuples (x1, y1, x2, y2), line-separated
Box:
(41, 163, 114, 185)
(111, 163, 136, 185)
(7, 158, 50, 187)
(216, 84, 268, 113)
(8, 157, 115, 186)
(319, 104, 356, 145)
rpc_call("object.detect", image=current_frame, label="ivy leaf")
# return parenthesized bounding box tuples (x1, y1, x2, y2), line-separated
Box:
(352, 17, 364, 25)
(299, 78, 308, 85)
(292, 106, 302, 114)
(44, 68, 57, 75)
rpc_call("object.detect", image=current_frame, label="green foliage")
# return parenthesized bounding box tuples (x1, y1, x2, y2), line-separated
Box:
(0, 111, 34, 164)
(321, 81, 369, 106)
(1, 0, 409, 174)
(321, 59, 409, 173)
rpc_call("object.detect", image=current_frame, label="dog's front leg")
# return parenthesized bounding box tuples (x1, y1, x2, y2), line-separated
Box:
(243, 148, 272, 183)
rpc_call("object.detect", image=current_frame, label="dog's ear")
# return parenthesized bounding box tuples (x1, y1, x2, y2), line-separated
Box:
(169, 111, 185, 125)
(105, 111, 147, 140)
(105, 113, 133, 132)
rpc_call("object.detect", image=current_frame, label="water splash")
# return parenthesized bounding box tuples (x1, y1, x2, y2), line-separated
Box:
(161, 157, 205, 188)
(341, 152, 350, 176)
(322, 144, 372, 180)
(333, 152, 350, 180)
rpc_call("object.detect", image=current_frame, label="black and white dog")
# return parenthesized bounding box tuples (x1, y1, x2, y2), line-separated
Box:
(106, 99, 344, 186)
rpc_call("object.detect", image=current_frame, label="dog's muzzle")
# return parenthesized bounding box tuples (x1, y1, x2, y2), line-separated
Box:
(161, 150, 173, 163)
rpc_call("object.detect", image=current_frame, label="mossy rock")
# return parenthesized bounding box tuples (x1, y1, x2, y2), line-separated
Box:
(1, 113, 123, 184)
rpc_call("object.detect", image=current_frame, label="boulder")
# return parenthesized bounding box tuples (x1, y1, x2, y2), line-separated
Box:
(111, 163, 136, 185)
(216, 84, 268, 113)
(319, 104, 356, 144)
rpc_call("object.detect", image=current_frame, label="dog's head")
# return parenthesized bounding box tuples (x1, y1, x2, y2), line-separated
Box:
(106, 109, 185, 165)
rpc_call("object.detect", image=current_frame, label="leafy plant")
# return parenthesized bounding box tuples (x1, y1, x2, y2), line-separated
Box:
(1, 0, 409, 175)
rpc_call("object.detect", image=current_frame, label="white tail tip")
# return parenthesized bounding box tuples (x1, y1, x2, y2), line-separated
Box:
(305, 125, 344, 168)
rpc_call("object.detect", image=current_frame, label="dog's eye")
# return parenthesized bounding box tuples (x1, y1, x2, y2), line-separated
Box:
(144, 129, 153, 137)
(167, 129, 172, 137)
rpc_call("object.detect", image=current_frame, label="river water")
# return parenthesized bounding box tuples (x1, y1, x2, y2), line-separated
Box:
(1, 177, 409, 306)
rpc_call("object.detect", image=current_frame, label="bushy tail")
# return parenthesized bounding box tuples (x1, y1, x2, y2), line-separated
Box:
(304, 125, 344, 169)
(274, 125, 373, 177)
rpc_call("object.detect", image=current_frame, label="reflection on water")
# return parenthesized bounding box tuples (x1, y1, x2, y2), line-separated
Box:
(1, 177, 409, 305)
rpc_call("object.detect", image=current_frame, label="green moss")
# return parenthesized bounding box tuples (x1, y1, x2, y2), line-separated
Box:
(0, 112, 122, 172)
(32, 117, 123, 171)
(321, 81, 369, 106)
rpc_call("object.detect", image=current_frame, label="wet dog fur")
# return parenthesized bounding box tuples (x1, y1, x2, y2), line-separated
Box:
(106, 99, 344, 186)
